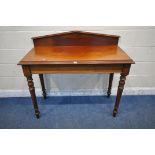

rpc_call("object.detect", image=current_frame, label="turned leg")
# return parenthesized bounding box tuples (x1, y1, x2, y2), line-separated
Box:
(113, 74, 126, 117)
(39, 74, 47, 99)
(113, 65, 131, 117)
(26, 75, 40, 119)
(107, 73, 114, 97)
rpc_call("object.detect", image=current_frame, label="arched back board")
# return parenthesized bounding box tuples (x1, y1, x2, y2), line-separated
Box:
(32, 31, 120, 46)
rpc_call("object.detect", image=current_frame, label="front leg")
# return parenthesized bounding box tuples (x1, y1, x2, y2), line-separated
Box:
(113, 65, 131, 117)
(26, 75, 40, 119)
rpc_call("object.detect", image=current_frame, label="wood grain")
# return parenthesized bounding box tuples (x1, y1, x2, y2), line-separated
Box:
(18, 46, 134, 65)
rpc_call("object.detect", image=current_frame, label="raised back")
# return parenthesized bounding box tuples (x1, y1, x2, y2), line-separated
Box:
(32, 31, 120, 46)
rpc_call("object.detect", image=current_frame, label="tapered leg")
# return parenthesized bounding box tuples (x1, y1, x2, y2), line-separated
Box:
(26, 75, 40, 119)
(39, 74, 47, 99)
(107, 73, 114, 97)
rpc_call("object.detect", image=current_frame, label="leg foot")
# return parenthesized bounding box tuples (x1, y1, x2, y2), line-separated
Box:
(113, 108, 118, 117)
(42, 92, 47, 99)
(35, 110, 40, 119)
(107, 94, 110, 98)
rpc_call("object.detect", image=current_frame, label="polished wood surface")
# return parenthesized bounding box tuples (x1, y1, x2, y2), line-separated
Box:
(18, 45, 134, 65)
(18, 31, 135, 118)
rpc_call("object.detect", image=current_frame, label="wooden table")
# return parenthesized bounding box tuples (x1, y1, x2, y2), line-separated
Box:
(18, 31, 135, 118)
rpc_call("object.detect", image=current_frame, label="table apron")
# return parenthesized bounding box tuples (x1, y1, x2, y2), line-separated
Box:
(29, 64, 124, 74)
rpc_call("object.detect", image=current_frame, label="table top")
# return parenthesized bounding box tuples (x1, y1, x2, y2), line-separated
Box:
(18, 31, 134, 65)
(18, 45, 134, 65)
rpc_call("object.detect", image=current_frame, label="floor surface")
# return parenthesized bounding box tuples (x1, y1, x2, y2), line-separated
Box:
(0, 95, 155, 129)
